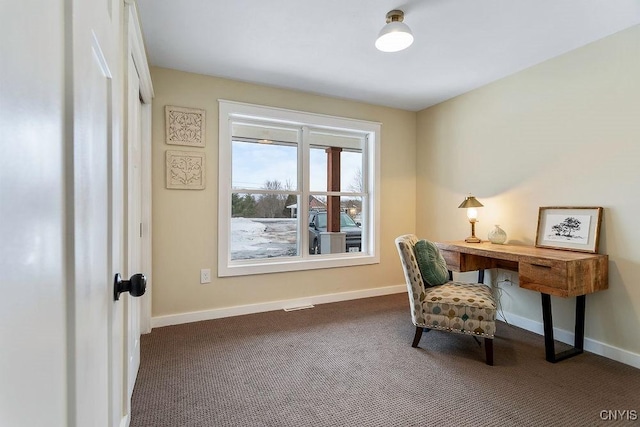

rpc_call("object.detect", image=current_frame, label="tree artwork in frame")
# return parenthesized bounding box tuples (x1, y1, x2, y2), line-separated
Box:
(535, 207, 603, 253)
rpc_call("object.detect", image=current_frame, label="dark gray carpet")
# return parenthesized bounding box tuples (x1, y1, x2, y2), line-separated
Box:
(131, 293, 639, 426)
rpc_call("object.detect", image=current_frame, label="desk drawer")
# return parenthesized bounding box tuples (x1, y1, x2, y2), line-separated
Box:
(440, 250, 461, 271)
(520, 260, 567, 294)
(440, 250, 495, 272)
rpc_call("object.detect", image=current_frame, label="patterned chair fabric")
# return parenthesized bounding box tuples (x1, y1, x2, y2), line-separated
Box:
(395, 234, 497, 364)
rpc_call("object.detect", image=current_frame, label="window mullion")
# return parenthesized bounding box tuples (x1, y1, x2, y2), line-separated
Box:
(310, 191, 366, 197)
(233, 188, 300, 196)
(301, 126, 310, 258)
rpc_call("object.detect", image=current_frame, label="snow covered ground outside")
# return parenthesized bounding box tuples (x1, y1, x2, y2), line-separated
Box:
(231, 217, 298, 260)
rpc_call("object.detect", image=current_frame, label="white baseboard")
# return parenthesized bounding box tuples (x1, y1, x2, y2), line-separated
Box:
(150, 287, 638, 370)
(119, 414, 130, 427)
(151, 284, 406, 329)
(499, 310, 640, 370)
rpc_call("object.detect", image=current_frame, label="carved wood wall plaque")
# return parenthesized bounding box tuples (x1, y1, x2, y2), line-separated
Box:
(166, 150, 205, 190)
(165, 105, 206, 147)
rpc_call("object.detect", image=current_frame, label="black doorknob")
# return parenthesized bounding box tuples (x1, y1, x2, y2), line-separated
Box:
(114, 273, 146, 301)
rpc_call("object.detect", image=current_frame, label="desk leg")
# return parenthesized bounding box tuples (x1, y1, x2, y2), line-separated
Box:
(541, 293, 586, 363)
(446, 270, 485, 283)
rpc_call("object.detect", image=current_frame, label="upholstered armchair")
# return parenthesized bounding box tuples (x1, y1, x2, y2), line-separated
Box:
(395, 234, 497, 365)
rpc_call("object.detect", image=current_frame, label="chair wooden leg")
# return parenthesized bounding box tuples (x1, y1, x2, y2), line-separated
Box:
(411, 326, 423, 348)
(485, 338, 494, 366)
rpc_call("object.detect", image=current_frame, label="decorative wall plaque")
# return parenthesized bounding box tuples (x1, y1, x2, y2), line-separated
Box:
(165, 105, 206, 147)
(166, 150, 205, 190)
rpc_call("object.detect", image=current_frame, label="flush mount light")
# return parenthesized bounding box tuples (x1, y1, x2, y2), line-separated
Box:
(375, 9, 414, 52)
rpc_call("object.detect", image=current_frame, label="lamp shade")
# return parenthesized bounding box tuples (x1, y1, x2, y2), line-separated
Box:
(375, 21, 414, 52)
(458, 196, 483, 209)
(375, 10, 414, 53)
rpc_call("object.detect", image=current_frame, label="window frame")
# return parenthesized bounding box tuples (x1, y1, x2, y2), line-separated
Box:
(218, 100, 380, 277)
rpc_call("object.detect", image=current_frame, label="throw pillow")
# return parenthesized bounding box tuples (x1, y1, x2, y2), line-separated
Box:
(414, 239, 449, 287)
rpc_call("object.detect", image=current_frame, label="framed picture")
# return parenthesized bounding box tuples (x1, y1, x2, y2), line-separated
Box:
(535, 207, 603, 253)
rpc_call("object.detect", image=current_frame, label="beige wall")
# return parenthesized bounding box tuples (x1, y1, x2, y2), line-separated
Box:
(416, 25, 640, 355)
(151, 68, 416, 317)
(151, 24, 639, 359)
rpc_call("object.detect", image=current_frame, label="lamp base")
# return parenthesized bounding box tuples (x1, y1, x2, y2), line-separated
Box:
(465, 220, 481, 243)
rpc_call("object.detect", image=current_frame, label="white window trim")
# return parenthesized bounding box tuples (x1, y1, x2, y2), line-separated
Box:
(218, 100, 380, 277)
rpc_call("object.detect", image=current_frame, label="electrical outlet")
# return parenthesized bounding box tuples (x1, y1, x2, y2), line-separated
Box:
(200, 268, 211, 284)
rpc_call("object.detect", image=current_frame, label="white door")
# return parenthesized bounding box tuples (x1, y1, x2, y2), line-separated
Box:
(126, 54, 144, 402)
(72, 0, 120, 425)
(121, 5, 154, 423)
(2, 1, 129, 426)
(1, 1, 70, 426)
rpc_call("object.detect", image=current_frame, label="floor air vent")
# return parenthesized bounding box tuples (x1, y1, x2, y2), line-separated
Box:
(283, 304, 315, 312)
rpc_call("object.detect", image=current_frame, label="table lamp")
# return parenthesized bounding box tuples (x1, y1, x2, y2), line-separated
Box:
(458, 195, 483, 243)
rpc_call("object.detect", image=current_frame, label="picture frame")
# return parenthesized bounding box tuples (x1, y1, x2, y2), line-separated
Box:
(535, 206, 603, 253)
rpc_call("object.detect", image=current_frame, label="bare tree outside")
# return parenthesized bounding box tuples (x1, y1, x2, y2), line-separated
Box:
(256, 179, 293, 218)
(348, 167, 363, 193)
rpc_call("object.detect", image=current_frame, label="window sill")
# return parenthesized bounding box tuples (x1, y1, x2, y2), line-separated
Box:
(218, 252, 380, 277)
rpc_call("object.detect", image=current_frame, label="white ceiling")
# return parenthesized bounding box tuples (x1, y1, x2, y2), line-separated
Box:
(136, 0, 640, 111)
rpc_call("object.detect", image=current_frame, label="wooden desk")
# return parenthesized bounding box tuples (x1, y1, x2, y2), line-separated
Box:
(435, 241, 608, 362)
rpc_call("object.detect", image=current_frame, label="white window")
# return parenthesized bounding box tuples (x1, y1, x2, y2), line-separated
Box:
(218, 100, 380, 277)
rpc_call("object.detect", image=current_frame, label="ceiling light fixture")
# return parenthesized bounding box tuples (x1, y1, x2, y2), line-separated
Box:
(375, 9, 414, 53)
